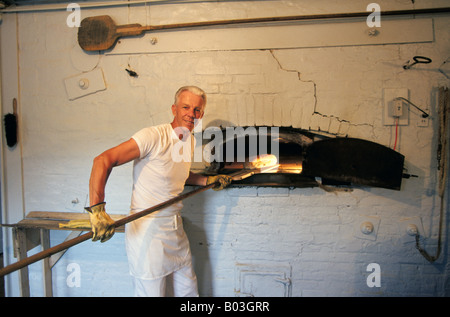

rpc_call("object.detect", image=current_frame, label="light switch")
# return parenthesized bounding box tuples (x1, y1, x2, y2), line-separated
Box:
(64, 68, 106, 100)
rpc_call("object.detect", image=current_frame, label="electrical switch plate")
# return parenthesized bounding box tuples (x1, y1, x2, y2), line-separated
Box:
(64, 68, 106, 100)
(383, 88, 409, 126)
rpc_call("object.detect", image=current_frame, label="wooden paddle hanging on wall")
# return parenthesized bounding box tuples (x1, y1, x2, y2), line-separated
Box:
(77, 8, 450, 52)
(77, 14, 339, 52)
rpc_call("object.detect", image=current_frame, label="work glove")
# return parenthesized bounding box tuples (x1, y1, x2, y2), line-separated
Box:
(59, 219, 91, 229)
(85, 202, 115, 243)
(206, 175, 233, 191)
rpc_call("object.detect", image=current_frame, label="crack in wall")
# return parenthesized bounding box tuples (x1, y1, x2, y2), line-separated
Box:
(268, 49, 375, 137)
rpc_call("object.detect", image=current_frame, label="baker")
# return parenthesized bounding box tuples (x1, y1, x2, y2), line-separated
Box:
(86, 86, 232, 296)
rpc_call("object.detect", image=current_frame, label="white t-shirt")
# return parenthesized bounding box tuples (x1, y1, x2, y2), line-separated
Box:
(130, 123, 193, 215)
(125, 123, 194, 279)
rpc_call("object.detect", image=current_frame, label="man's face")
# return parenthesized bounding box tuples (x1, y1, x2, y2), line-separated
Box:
(171, 91, 205, 132)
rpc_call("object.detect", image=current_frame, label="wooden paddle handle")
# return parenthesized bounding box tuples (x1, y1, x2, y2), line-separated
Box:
(0, 183, 216, 278)
(116, 24, 148, 37)
(13, 98, 17, 115)
(0, 232, 93, 278)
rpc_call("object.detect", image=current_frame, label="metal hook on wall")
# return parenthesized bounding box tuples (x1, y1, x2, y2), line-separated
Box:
(403, 56, 432, 70)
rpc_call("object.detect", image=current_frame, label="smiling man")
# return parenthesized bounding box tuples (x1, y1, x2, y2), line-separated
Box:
(86, 86, 232, 296)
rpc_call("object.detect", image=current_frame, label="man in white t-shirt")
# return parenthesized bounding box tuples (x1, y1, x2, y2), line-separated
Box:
(86, 86, 232, 296)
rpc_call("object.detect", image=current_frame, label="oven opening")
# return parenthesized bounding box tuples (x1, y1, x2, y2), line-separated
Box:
(196, 126, 406, 190)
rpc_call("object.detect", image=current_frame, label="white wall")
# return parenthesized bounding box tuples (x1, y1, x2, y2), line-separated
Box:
(1, 0, 449, 296)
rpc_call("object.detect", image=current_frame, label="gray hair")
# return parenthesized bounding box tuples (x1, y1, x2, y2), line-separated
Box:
(174, 86, 207, 108)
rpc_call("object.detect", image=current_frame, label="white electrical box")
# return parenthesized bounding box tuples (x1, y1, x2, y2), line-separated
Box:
(383, 88, 409, 126)
(391, 99, 404, 117)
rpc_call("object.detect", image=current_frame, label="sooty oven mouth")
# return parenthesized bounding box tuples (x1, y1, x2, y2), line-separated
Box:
(195, 126, 407, 190)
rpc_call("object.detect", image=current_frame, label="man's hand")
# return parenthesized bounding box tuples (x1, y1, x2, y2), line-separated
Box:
(206, 175, 233, 191)
(85, 202, 115, 243)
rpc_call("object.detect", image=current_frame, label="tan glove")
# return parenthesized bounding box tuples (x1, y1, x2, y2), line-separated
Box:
(59, 219, 91, 229)
(85, 202, 115, 243)
(206, 175, 233, 191)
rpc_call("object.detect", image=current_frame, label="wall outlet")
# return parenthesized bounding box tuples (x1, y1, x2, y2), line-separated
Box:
(417, 110, 430, 127)
(383, 88, 409, 126)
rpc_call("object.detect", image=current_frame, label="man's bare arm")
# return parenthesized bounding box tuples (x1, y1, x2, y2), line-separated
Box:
(186, 172, 233, 191)
(185, 171, 207, 186)
(87, 138, 141, 242)
(89, 138, 141, 206)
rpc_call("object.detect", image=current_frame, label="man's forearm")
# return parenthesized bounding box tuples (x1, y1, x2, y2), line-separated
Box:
(88, 154, 112, 206)
(186, 171, 207, 186)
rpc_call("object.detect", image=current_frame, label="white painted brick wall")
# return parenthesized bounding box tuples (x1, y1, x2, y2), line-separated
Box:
(1, 1, 449, 297)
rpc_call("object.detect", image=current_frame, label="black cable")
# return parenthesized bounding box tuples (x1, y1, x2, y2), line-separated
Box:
(394, 97, 430, 118)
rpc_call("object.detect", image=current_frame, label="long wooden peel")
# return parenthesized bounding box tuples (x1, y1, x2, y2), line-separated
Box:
(78, 8, 450, 51)
(0, 163, 275, 278)
(0, 182, 217, 278)
(79, 14, 337, 51)
(0, 168, 259, 278)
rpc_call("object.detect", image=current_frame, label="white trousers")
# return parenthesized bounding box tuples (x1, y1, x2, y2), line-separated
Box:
(133, 264, 199, 297)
